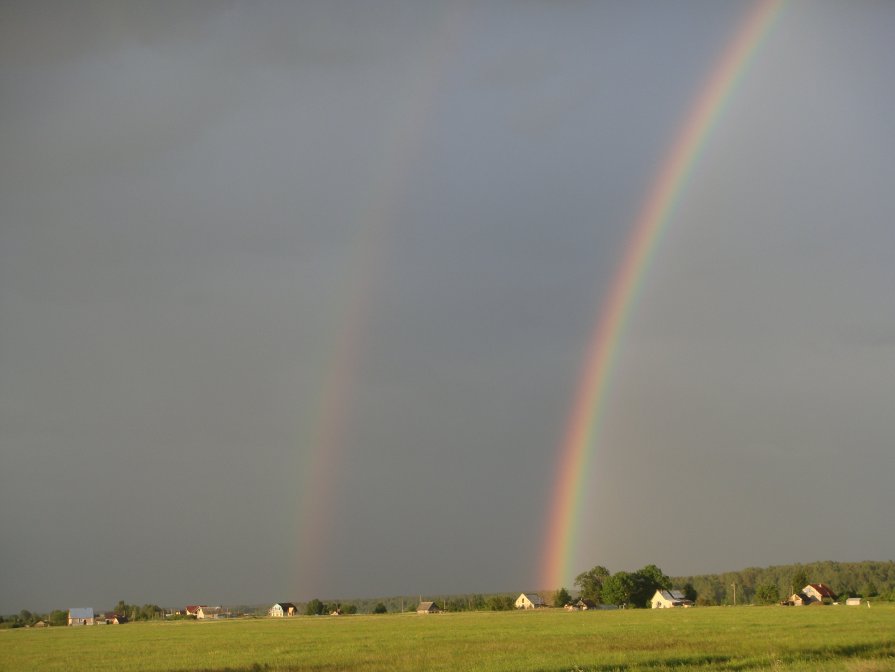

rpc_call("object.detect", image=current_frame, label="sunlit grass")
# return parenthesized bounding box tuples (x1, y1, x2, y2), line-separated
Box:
(3, 605, 895, 671)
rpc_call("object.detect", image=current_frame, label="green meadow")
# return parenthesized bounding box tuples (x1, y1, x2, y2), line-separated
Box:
(3, 606, 894, 672)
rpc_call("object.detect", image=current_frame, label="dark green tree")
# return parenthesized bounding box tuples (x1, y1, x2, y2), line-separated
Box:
(574, 565, 610, 604)
(553, 587, 572, 608)
(754, 583, 779, 605)
(49, 610, 68, 626)
(682, 582, 698, 603)
(630, 565, 671, 608)
(487, 595, 513, 611)
(372, 602, 387, 614)
(602, 572, 637, 607)
(791, 568, 809, 594)
(305, 599, 325, 616)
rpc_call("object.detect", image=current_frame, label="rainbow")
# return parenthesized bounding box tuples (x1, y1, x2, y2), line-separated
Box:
(540, 0, 784, 590)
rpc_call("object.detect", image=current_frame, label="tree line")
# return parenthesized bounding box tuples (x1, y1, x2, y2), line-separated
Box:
(570, 560, 895, 608)
(671, 560, 895, 605)
(6, 560, 892, 623)
(571, 564, 686, 608)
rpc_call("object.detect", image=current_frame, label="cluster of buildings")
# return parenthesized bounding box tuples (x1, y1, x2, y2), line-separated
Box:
(66, 608, 127, 626)
(783, 583, 861, 606)
(63, 605, 231, 625)
(61, 583, 859, 625)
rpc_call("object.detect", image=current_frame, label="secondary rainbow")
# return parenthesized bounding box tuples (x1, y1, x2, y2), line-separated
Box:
(292, 4, 471, 594)
(540, 0, 784, 590)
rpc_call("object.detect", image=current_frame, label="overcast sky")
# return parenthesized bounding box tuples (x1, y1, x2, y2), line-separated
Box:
(2, 0, 894, 613)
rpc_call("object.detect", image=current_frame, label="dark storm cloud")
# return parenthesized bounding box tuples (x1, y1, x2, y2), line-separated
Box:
(2, 1, 894, 612)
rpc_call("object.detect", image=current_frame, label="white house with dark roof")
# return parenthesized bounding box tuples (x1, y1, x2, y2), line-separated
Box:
(269, 602, 297, 617)
(515, 593, 545, 609)
(651, 589, 693, 609)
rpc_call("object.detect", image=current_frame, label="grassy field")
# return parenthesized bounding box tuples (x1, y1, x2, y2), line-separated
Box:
(2, 605, 894, 672)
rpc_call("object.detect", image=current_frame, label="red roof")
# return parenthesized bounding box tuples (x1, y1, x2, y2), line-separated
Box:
(808, 583, 835, 598)
(185, 605, 203, 615)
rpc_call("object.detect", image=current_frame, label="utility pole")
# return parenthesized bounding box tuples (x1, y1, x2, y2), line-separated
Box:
(731, 582, 737, 606)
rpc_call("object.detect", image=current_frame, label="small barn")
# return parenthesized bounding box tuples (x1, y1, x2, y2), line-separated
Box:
(565, 598, 599, 611)
(416, 601, 441, 614)
(103, 612, 127, 624)
(269, 602, 298, 617)
(185, 605, 202, 618)
(651, 590, 693, 609)
(68, 608, 95, 626)
(846, 597, 862, 606)
(789, 593, 810, 606)
(515, 593, 545, 610)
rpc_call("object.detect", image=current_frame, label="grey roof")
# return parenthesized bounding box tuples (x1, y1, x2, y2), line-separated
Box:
(519, 593, 545, 605)
(656, 589, 689, 601)
(69, 608, 94, 619)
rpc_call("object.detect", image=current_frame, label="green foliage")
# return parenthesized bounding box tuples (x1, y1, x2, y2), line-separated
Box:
(672, 560, 895, 606)
(602, 571, 637, 607)
(630, 564, 671, 607)
(486, 595, 514, 611)
(574, 565, 610, 604)
(372, 603, 387, 614)
(553, 587, 572, 608)
(305, 599, 325, 616)
(754, 583, 779, 605)
(791, 567, 810, 593)
(48, 610, 68, 626)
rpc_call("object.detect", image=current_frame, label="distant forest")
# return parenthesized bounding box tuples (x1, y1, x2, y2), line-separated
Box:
(672, 560, 895, 605)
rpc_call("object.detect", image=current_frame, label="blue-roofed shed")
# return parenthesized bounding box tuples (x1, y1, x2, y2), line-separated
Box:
(68, 608, 95, 626)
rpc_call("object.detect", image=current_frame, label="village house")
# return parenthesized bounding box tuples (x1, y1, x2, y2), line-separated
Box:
(515, 593, 546, 610)
(803, 583, 836, 603)
(197, 605, 223, 619)
(650, 589, 693, 609)
(68, 608, 95, 626)
(788, 593, 809, 606)
(416, 601, 441, 614)
(185, 605, 202, 618)
(269, 602, 298, 617)
(103, 612, 127, 624)
(789, 584, 836, 606)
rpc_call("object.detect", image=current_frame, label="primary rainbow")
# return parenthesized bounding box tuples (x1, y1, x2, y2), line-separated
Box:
(540, 0, 784, 590)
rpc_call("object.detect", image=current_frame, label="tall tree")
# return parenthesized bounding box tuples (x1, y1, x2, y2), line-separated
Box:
(791, 568, 809, 594)
(602, 572, 637, 608)
(754, 583, 779, 605)
(575, 565, 611, 604)
(553, 587, 572, 608)
(630, 565, 672, 608)
(305, 599, 325, 616)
